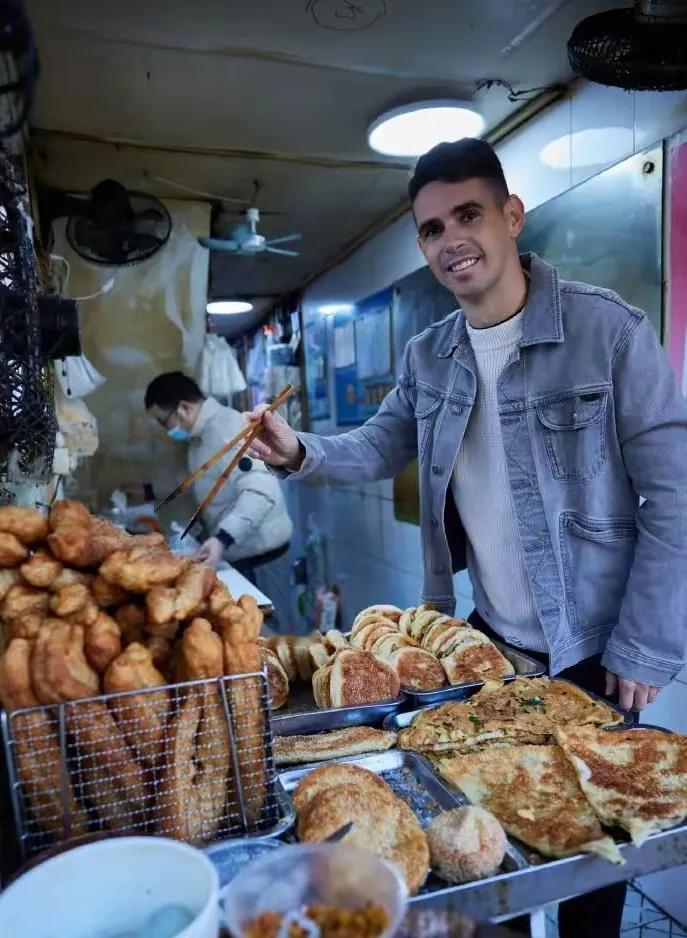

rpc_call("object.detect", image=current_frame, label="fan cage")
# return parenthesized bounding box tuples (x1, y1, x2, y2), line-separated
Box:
(568, 9, 687, 91)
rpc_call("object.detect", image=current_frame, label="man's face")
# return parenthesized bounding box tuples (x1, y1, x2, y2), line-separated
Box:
(147, 401, 196, 433)
(413, 177, 524, 304)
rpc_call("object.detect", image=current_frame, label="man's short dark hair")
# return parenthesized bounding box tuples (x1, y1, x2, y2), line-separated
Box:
(144, 372, 205, 410)
(408, 138, 509, 204)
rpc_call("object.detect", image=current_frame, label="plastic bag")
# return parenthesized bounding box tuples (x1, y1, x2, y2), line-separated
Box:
(198, 335, 247, 399)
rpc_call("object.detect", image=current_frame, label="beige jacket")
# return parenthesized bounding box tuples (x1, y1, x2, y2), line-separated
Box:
(189, 397, 292, 561)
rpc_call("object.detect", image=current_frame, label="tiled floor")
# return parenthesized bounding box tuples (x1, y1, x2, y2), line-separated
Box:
(544, 886, 687, 937)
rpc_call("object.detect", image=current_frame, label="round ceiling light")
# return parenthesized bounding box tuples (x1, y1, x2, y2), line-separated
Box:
(368, 100, 485, 158)
(206, 300, 254, 315)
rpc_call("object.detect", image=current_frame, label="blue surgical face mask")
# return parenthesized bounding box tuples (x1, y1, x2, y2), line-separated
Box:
(167, 425, 190, 443)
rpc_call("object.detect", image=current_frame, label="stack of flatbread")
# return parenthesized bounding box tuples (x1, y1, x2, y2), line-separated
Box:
(293, 762, 430, 894)
(399, 676, 687, 864)
(350, 604, 514, 689)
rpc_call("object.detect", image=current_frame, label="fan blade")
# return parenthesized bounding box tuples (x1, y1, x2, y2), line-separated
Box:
(265, 233, 302, 246)
(266, 246, 300, 257)
(198, 236, 240, 252)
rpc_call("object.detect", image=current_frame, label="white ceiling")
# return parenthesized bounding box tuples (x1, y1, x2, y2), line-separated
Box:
(26, 0, 615, 331)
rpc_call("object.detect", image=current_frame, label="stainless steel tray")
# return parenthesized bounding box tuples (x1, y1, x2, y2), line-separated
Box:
(278, 750, 529, 890)
(401, 640, 545, 707)
(276, 731, 687, 922)
(271, 682, 407, 736)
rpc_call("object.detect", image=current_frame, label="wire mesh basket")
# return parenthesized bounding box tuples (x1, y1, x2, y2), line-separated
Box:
(1, 669, 292, 861)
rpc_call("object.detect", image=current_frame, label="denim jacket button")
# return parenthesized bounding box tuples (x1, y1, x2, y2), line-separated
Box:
(450, 405, 462, 415)
(432, 464, 443, 475)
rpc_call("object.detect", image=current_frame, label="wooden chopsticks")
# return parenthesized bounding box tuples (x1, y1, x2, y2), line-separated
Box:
(156, 383, 297, 540)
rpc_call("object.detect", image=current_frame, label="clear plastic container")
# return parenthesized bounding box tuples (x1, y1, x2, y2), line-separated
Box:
(220, 843, 407, 937)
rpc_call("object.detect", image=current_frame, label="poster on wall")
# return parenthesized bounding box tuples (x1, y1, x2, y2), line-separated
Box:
(334, 287, 395, 426)
(668, 131, 687, 396)
(304, 314, 330, 422)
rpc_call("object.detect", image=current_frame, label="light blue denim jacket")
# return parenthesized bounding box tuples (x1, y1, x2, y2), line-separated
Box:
(290, 254, 687, 685)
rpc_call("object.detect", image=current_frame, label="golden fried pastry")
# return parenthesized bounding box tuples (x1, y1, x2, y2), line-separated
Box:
(83, 612, 122, 673)
(46, 521, 92, 568)
(114, 603, 146, 644)
(226, 670, 267, 824)
(223, 639, 262, 677)
(1, 584, 50, 622)
(31, 621, 100, 704)
(145, 586, 177, 627)
(171, 565, 215, 621)
(19, 550, 63, 589)
(307, 642, 330, 672)
(0, 567, 20, 601)
(0, 637, 89, 836)
(0, 531, 29, 566)
(49, 500, 91, 530)
(49, 582, 92, 617)
(0, 637, 38, 710)
(215, 594, 263, 644)
(173, 618, 224, 682)
(104, 642, 169, 770)
(89, 516, 165, 564)
(50, 567, 92, 592)
(68, 700, 147, 832)
(100, 547, 187, 592)
(91, 574, 131, 608)
(195, 685, 232, 839)
(385, 646, 447, 691)
(207, 579, 233, 617)
(274, 727, 397, 766)
(8, 613, 43, 641)
(0, 505, 49, 544)
(48, 501, 166, 567)
(144, 635, 173, 673)
(158, 687, 205, 842)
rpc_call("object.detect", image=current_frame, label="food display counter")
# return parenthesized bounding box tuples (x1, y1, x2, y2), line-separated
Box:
(0, 501, 685, 937)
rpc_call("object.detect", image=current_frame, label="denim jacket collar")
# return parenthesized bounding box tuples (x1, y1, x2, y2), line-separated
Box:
(438, 253, 565, 358)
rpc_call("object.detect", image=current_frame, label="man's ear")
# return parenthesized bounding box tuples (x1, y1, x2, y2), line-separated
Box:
(505, 194, 525, 239)
(177, 400, 194, 421)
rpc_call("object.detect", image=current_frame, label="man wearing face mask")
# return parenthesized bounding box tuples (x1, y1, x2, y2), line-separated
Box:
(142, 371, 292, 577)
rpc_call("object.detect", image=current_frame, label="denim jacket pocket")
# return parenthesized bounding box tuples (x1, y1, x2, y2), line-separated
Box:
(536, 390, 607, 483)
(414, 387, 444, 463)
(560, 512, 637, 637)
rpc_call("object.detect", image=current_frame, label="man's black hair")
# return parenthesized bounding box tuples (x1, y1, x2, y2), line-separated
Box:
(144, 371, 205, 410)
(408, 138, 509, 204)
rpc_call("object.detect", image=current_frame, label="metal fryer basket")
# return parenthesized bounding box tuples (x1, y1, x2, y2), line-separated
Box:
(1, 670, 286, 861)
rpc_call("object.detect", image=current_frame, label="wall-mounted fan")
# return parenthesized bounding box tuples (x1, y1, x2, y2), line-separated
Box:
(198, 207, 302, 258)
(41, 179, 172, 266)
(568, 0, 687, 91)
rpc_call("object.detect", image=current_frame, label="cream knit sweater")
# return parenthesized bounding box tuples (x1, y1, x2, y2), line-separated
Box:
(451, 310, 548, 653)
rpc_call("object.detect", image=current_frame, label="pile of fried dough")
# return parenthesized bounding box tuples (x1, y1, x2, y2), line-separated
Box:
(399, 676, 687, 863)
(0, 501, 269, 846)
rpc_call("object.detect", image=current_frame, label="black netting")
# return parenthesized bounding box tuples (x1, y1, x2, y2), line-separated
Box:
(568, 9, 687, 91)
(0, 147, 56, 493)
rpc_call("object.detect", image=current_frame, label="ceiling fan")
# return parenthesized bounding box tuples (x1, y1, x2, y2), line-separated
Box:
(198, 206, 302, 258)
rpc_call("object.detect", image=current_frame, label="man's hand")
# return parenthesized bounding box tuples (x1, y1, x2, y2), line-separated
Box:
(605, 671, 661, 712)
(245, 405, 304, 471)
(196, 536, 224, 569)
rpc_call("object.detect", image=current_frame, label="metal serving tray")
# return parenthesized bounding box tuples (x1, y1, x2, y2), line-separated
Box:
(271, 682, 406, 736)
(401, 640, 546, 707)
(278, 750, 529, 889)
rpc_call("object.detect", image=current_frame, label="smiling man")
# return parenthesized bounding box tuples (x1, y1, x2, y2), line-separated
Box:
(247, 138, 687, 936)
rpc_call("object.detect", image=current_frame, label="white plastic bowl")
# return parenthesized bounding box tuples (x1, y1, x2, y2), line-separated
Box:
(221, 842, 408, 937)
(0, 836, 219, 938)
